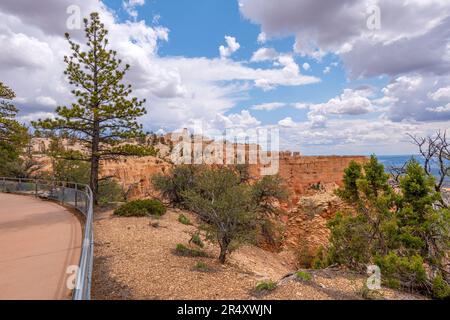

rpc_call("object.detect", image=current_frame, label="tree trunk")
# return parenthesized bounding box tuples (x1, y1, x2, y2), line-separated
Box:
(90, 119, 100, 205)
(219, 246, 227, 264)
(218, 236, 230, 264)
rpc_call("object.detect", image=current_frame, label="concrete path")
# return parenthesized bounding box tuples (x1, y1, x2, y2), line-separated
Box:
(0, 193, 82, 300)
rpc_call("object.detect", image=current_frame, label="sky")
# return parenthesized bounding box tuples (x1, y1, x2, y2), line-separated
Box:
(0, 0, 449, 155)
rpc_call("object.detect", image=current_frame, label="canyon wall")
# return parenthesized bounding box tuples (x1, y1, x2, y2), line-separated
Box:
(101, 153, 367, 202)
(275, 154, 367, 203)
(29, 137, 367, 201)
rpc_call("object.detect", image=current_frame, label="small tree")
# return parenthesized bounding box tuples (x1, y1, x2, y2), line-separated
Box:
(251, 174, 289, 213)
(0, 82, 29, 176)
(408, 130, 449, 195)
(152, 165, 198, 207)
(326, 156, 450, 298)
(181, 167, 258, 263)
(33, 13, 154, 204)
(337, 160, 362, 202)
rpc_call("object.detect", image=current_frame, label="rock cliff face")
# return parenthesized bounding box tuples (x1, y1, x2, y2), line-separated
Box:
(248, 154, 367, 205)
(29, 137, 367, 203)
(101, 156, 171, 200)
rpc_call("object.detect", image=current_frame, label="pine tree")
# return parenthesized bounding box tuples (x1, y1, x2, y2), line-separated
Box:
(363, 155, 389, 197)
(0, 81, 29, 176)
(338, 160, 362, 202)
(33, 13, 154, 204)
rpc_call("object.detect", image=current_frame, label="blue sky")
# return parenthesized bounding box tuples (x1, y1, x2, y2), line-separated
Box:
(1, 0, 449, 155)
(105, 0, 384, 125)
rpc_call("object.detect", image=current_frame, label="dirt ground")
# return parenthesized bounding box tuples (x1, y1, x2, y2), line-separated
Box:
(91, 209, 425, 300)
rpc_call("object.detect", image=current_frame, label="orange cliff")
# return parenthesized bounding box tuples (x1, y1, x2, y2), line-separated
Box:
(28, 137, 368, 201)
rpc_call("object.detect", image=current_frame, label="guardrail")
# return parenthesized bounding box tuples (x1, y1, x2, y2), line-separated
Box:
(0, 177, 94, 300)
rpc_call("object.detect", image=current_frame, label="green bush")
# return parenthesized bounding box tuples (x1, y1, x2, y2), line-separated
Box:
(151, 165, 198, 206)
(194, 261, 210, 272)
(189, 232, 204, 248)
(326, 156, 450, 298)
(374, 253, 427, 291)
(295, 271, 312, 281)
(98, 178, 125, 205)
(174, 243, 208, 257)
(255, 280, 277, 292)
(432, 273, 450, 299)
(178, 214, 192, 225)
(114, 199, 166, 217)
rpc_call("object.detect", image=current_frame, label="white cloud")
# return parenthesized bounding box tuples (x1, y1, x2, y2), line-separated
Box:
(381, 74, 450, 122)
(426, 103, 450, 113)
(0, 0, 321, 134)
(219, 35, 240, 59)
(278, 117, 296, 127)
(257, 32, 267, 44)
(251, 102, 285, 111)
(123, 0, 145, 20)
(250, 47, 279, 62)
(240, 0, 450, 77)
(36, 96, 57, 107)
(292, 102, 308, 110)
(274, 116, 449, 155)
(302, 62, 310, 71)
(304, 88, 375, 127)
(18, 111, 56, 124)
(428, 86, 450, 101)
(220, 110, 261, 128)
(323, 66, 331, 74)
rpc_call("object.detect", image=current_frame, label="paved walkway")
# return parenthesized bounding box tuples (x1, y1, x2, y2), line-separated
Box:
(0, 193, 82, 300)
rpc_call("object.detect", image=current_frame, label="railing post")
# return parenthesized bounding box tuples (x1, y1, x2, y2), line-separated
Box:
(61, 182, 65, 205)
(74, 183, 78, 209)
(34, 179, 38, 197)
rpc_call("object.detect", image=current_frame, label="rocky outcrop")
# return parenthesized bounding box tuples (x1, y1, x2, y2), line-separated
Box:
(101, 156, 171, 200)
(280, 185, 355, 265)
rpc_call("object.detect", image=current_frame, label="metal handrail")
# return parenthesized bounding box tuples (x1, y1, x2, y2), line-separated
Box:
(0, 177, 94, 300)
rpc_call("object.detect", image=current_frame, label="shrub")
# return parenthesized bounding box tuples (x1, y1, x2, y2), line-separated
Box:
(296, 247, 315, 268)
(251, 175, 289, 213)
(194, 261, 210, 272)
(295, 271, 312, 281)
(375, 253, 427, 291)
(255, 280, 277, 292)
(326, 213, 372, 270)
(178, 214, 192, 225)
(189, 232, 204, 248)
(326, 154, 450, 299)
(358, 283, 383, 300)
(310, 246, 329, 270)
(174, 244, 208, 257)
(152, 165, 198, 206)
(259, 218, 285, 251)
(432, 273, 450, 300)
(114, 199, 166, 217)
(98, 178, 125, 205)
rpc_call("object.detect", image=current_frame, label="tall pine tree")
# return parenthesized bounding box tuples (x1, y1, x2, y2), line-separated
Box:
(0, 81, 29, 176)
(33, 13, 154, 204)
